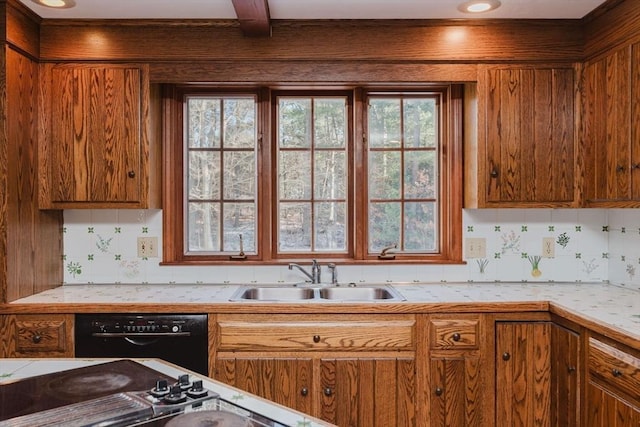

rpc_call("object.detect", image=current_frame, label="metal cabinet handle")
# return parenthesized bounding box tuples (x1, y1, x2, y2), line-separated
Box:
(313, 335, 321, 343)
(612, 368, 623, 377)
(128, 170, 136, 178)
(502, 352, 511, 361)
(435, 387, 443, 396)
(300, 387, 308, 396)
(452, 333, 461, 342)
(323, 388, 333, 396)
(32, 334, 42, 344)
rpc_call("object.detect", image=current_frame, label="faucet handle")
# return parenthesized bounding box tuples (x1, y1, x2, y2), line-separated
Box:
(327, 263, 338, 285)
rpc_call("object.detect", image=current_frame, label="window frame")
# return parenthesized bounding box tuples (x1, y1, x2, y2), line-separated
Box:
(162, 84, 463, 265)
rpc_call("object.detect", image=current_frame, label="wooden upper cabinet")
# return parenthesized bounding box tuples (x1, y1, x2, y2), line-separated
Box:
(472, 65, 576, 207)
(583, 42, 640, 206)
(39, 63, 154, 208)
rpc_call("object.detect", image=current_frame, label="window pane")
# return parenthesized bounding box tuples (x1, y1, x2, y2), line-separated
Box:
(223, 151, 255, 200)
(369, 151, 401, 199)
(369, 99, 401, 148)
(315, 98, 346, 148)
(369, 202, 401, 251)
(404, 202, 437, 251)
(223, 98, 256, 148)
(188, 151, 220, 200)
(279, 151, 312, 200)
(315, 151, 346, 199)
(279, 202, 312, 251)
(223, 203, 256, 252)
(314, 202, 346, 251)
(404, 98, 437, 148)
(188, 202, 220, 251)
(404, 150, 436, 199)
(188, 98, 220, 148)
(279, 98, 311, 148)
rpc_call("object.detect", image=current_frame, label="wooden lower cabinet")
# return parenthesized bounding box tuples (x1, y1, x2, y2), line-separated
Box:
(0, 314, 74, 357)
(586, 336, 640, 426)
(212, 314, 416, 427)
(496, 321, 552, 427)
(550, 323, 580, 427)
(425, 314, 490, 427)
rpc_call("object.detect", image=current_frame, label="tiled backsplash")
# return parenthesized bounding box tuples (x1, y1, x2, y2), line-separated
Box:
(62, 208, 640, 287)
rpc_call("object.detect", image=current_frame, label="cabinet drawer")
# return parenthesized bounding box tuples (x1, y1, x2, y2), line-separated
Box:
(14, 315, 73, 356)
(430, 317, 479, 349)
(216, 314, 415, 352)
(589, 337, 640, 403)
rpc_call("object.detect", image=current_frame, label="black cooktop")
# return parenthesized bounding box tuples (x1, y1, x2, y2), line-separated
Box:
(0, 360, 174, 422)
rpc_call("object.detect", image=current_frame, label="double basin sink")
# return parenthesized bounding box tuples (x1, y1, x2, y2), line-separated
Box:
(230, 283, 404, 302)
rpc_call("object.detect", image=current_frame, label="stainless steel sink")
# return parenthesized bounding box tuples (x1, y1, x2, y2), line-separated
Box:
(230, 284, 404, 301)
(319, 286, 401, 300)
(235, 286, 315, 301)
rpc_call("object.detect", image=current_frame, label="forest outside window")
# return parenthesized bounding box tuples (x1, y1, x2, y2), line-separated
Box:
(163, 85, 463, 264)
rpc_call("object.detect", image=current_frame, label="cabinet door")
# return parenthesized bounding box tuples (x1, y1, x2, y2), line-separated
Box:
(481, 66, 575, 206)
(496, 322, 551, 427)
(583, 47, 632, 203)
(586, 381, 640, 426)
(430, 355, 482, 427)
(41, 64, 150, 208)
(320, 358, 415, 427)
(213, 356, 314, 416)
(551, 324, 580, 427)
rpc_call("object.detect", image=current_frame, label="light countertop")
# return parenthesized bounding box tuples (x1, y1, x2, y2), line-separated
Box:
(6, 281, 640, 346)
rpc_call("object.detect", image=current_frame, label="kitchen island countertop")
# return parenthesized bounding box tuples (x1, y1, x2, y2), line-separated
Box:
(0, 357, 334, 427)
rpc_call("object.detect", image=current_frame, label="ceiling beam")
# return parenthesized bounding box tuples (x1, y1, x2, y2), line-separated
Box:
(231, 0, 271, 37)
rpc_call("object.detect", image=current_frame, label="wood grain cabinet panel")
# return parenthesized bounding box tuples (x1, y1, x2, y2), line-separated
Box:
(587, 336, 640, 427)
(583, 41, 640, 206)
(1, 314, 74, 357)
(425, 314, 489, 427)
(496, 321, 552, 427)
(473, 65, 576, 207)
(39, 63, 152, 208)
(212, 314, 416, 426)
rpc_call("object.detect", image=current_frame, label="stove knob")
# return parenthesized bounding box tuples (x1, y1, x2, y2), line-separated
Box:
(163, 385, 187, 404)
(186, 380, 208, 398)
(176, 374, 192, 390)
(150, 379, 170, 397)
(171, 325, 179, 333)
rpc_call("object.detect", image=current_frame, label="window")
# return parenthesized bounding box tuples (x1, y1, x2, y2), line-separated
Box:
(163, 85, 462, 264)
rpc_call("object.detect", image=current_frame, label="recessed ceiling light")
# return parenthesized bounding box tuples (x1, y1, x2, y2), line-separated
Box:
(458, 0, 502, 14)
(30, 0, 76, 8)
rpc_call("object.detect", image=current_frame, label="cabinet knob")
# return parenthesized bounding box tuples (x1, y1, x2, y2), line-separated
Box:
(490, 169, 499, 178)
(32, 334, 42, 344)
(323, 387, 333, 396)
(612, 368, 623, 377)
(616, 165, 625, 172)
(128, 170, 136, 178)
(452, 333, 461, 342)
(567, 366, 576, 373)
(502, 352, 511, 361)
(313, 335, 321, 343)
(300, 387, 308, 396)
(434, 387, 443, 396)
(633, 164, 640, 170)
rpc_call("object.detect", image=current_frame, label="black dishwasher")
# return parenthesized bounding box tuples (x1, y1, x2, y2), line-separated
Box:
(75, 314, 208, 375)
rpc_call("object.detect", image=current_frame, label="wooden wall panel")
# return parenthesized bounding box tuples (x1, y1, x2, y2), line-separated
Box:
(5, 47, 62, 302)
(6, 0, 40, 59)
(0, 46, 6, 304)
(39, 19, 584, 64)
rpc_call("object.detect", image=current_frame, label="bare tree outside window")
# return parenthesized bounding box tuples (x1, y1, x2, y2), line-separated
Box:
(186, 96, 257, 254)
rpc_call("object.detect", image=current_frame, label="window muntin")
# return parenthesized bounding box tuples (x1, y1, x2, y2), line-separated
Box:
(367, 95, 439, 254)
(277, 96, 349, 253)
(185, 95, 258, 254)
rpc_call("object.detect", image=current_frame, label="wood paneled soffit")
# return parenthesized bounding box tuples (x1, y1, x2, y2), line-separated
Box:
(6, 0, 41, 59)
(38, 19, 583, 63)
(232, 0, 271, 37)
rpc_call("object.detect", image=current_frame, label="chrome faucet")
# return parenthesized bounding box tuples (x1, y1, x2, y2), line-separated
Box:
(288, 259, 321, 284)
